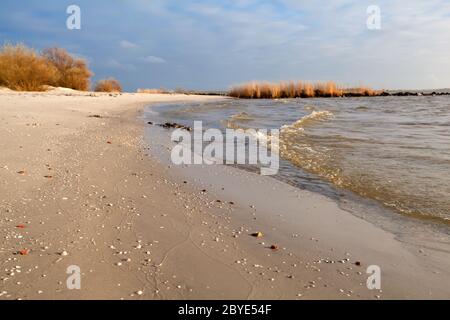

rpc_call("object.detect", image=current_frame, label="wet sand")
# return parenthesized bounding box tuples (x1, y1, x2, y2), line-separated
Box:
(0, 89, 449, 299)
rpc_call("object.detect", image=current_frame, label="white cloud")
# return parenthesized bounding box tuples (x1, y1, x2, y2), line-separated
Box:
(141, 55, 166, 64)
(105, 59, 135, 70)
(119, 40, 138, 49)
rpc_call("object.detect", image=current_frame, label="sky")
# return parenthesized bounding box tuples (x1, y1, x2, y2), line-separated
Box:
(1, 0, 450, 91)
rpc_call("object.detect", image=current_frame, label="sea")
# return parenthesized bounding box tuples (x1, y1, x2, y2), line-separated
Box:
(145, 96, 450, 236)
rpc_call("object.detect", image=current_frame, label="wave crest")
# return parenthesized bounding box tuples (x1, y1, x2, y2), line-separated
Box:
(281, 110, 334, 134)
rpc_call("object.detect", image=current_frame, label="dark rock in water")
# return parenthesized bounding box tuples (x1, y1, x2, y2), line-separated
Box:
(392, 91, 421, 96)
(147, 121, 153, 125)
(158, 122, 192, 131)
(379, 91, 391, 96)
(425, 91, 450, 96)
(88, 114, 102, 118)
(342, 92, 363, 98)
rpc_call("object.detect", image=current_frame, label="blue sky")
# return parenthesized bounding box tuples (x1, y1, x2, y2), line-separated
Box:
(1, 0, 450, 91)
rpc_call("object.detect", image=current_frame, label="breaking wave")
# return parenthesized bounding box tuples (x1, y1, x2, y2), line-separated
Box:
(281, 110, 334, 134)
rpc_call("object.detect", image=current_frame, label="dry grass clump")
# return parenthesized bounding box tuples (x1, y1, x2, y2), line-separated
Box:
(137, 88, 172, 94)
(229, 81, 378, 99)
(0, 44, 59, 91)
(0, 43, 93, 91)
(42, 47, 92, 91)
(94, 78, 122, 92)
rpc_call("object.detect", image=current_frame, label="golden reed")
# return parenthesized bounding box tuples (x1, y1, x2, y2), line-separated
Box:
(229, 81, 378, 99)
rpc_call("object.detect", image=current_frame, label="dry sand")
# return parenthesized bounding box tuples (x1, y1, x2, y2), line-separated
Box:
(0, 90, 449, 300)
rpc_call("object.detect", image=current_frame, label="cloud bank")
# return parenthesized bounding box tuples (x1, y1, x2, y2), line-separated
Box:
(0, 0, 449, 90)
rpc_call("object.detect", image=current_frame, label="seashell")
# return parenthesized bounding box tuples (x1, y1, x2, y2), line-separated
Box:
(251, 232, 263, 238)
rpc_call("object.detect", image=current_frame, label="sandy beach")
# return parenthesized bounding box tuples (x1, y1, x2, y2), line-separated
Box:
(1, 89, 449, 300)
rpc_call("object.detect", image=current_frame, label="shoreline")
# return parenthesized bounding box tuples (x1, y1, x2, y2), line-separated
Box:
(146, 98, 450, 230)
(144, 109, 450, 299)
(0, 91, 449, 299)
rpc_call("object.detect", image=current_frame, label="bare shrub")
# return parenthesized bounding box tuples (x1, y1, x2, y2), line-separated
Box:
(42, 47, 92, 91)
(0, 44, 59, 91)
